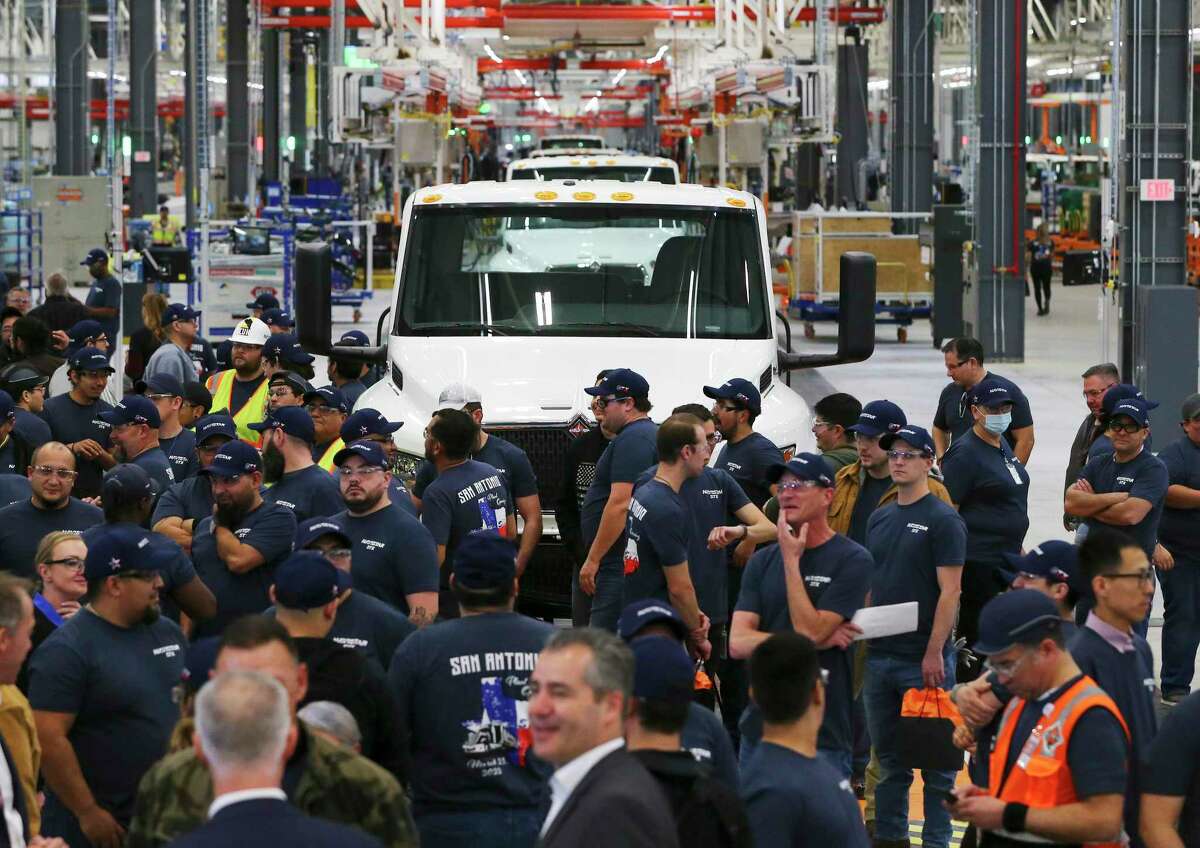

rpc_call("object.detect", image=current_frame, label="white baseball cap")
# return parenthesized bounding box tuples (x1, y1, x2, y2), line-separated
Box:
(229, 317, 271, 346)
(439, 382, 482, 406)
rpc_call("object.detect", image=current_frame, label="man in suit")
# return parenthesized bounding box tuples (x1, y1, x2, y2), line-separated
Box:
(529, 627, 679, 848)
(168, 669, 381, 848)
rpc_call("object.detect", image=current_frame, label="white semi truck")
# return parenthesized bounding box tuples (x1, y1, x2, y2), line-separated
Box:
(296, 179, 876, 614)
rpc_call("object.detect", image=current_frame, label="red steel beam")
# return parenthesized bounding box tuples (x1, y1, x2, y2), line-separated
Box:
(502, 4, 712, 20)
(478, 58, 554, 72)
(262, 13, 373, 26)
(793, 5, 884, 23)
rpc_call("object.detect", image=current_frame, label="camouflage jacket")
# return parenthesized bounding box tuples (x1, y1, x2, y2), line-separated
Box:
(126, 724, 417, 848)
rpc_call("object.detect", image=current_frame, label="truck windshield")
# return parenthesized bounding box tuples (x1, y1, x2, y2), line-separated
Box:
(510, 166, 677, 184)
(394, 204, 770, 339)
(539, 138, 604, 151)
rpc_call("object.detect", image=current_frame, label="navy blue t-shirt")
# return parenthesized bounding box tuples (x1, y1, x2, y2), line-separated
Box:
(741, 742, 869, 848)
(387, 611, 553, 813)
(263, 464, 344, 523)
(682, 702, 738, 791)
(622, 479, 692, 607)
(1142, 690, 1200, 847)
(28, 608, 185, 825)
(0, 497, 103, 578)
(14, 408, 51, 449)
(678, 467, 750, 624)
(932, 371, 1033, 450)
(158, 428, 198, 481)
(130, 446, 176, 497)
(150, 475, 213, 525)
(0, 473, 30, 508)
(581, 417, 657, 563)
(414, 434, 538, 502)
(714, 431, 781, 509)
(42, 393, 113, 499)
(334, 502, 439, 614)
(941, 429, 1030, 564)
(1157, 436, 1200, 562)
(81, 522, 197, 617)
(866, 494, 966, 660)
(85, 273, 121, 343)
(267, 589, 416, 673)
(735, 538, 872, 755)
(421, 459, 512, 579)
(847, 473, 891, 546)
(339, 380, 366, 410)
(1080, 447, 1168, 557)
(389, 478, 418, 517)
(0, 437, 17, 475)
(191, 501, 296, 639)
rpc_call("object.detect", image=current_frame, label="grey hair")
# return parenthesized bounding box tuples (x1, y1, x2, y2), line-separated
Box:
(543, 627, 633, 702)
(1081, 363, 1120, 381)
(45, 273, 68, 295)
(298, 701, 362, 749)
(195, 670, 291, 771)
(0, 575, 30, 631)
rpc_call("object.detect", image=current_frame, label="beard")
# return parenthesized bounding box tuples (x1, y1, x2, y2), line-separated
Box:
(262, 442, 285, 484)
(215, 499, 252, 528)
(346, 487, 384, 515)
(141, 603, 160, 626)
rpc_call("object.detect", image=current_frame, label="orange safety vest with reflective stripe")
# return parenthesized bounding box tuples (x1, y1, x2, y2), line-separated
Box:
(316, 438, 345, 472)
(988, 674, 1130, 847)
(206, 370, 269, 447)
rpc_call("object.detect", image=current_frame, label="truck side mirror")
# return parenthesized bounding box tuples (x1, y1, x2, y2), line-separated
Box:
(294, 240, 386, 364)
(778, 251, 876, 370)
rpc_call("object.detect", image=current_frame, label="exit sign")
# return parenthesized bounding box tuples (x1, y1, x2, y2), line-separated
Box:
(1140, 178, 1175, 201)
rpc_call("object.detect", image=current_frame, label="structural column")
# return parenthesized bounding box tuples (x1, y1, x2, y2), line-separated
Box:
(970, 0, 1026, 361)
(289, 33, 308, 173)
(262, 29, 281, 183)
(889, 0, 934, 234)
(1118, 0, 1193, 436)
(226, 0, 251, 207)
(129, 0, 157, 215)
(834, 42, 868, 207)
(53, 0, 88, 175)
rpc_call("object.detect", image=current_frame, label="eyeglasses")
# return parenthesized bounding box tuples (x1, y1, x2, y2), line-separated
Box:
(887, 449, 929, 461)
(146, 393, 176, 401)
(811, 419, 833, 432)
(1102, 568, 1155, 584)
(337, 465, 384, 479)
(590, 398, 605, 412)
(323, 548, 352, 561)
(984, 649, 1034, 678)
(1107, 420, 1144, 434)
(713, 402, 743, 414)
(599, 395, 627, 407)
(1018, 568, 1071, 585)
(44, 556, 84, 571)
(778, 480, 824, 492)
(305, 404, 341, 416)
(269, 388, 297, 399)
(946, 360, 967, 370)
(32, 466, 77, 479)
(1083, 386, 1115, 399)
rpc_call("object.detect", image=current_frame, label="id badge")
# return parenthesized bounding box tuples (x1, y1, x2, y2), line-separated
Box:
(1005, 460, 1024, 485)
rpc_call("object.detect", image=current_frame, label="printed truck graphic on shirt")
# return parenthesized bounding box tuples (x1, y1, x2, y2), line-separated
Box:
(455, 473, 509, 537)
(458, 672, 536, 770)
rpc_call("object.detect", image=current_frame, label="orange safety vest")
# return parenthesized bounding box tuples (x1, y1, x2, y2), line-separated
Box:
(988, 674, 1130, 847)
(206, 369, 269, 447)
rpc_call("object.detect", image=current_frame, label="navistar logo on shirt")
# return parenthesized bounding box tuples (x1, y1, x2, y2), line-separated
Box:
(906, 523, 929, 534)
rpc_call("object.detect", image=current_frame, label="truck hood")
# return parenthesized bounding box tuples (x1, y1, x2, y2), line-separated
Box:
(356, 335, 813, 457)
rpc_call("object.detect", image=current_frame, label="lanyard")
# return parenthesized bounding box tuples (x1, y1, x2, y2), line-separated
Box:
(32, 593, 64, 629)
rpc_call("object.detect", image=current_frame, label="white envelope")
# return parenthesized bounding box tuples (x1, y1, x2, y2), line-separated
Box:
(851, 602, 920, 641)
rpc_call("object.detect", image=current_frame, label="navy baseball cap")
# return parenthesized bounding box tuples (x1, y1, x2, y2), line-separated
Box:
(1109, 397, 1152, 428)
(340, 409, 402, 442)
(200, 440, 262, 478)
(969, 378, 1015, 408)
(69, 347, 115, 374)
(102, 463, 159, 503)
(332, 439, 387, 469)
(766, 452, 834, 487)
(263, 333, 315, 366)
(194, 412, 238, 444)
(183, 637, 221, 694)
(1101, 384, 1159, 416)
(84, 524, 169, 581)
(618, 599, 689, 642)
(261, 308, 295, 329)
(136, 372, 185, 397)
(583, 368, 650, 400)
(631, 636, 695, 703)
(338, 330, 370, 347)
(67, 319, 104, 347)
(453, 530, 516, 590)
(183, 382, 212, 412)
(880, 425, 936, 456)
(303, 385, 348, 414)
(0, 390, 15, 423)
(703, 378, 762, 414)
(274, 550, 352, 610)
(99, 395, 162, 428)
(974, 589, 1064, 656)
(249, 405, 316, 443)
(847, 399, 907, 438)
(999, 540, 1081, 590)
(246, 292, 280, 311)
(295, 516, 352, 550)
(268, 371, 313, 396)
(162, 303, 199, 324)
(81, 247, 108, 266)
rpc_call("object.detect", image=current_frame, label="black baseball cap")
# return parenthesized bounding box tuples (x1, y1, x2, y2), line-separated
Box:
(453, 530, 516, 590)
(246, 292, 280, 311)
(0, 391, 15, 423)
(81, 247, 108, 266)
(583, 368, 650, 400)
(0, 365, 47, 394)
(766, 452, 834, 487)
(268, 371, 313, 396)
(295, 517, 352, 551)
(273, 550, 352, 610)
(618, 599, 689, 642)
(974, 589, 1063, 656)
(703, 377, 762, 415)
(183, 382, 212, 413)
(249, 406, 316, 444)
(847, 399, 907, 438)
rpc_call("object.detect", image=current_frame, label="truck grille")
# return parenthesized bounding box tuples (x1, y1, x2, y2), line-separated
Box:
(486, 424, 577, 510)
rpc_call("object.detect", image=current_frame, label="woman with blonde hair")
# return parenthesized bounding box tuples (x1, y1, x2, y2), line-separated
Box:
(17, 531, 86, 691)
(126, 291, 169, 380)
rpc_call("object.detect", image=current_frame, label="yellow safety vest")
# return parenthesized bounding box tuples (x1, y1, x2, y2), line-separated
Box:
(206, 370, 269, 447)
(151, 220, 180, 246)
(316, 438, 345, 472)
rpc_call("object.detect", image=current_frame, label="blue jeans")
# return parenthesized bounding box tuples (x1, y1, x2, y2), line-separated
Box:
(1160, 559, 1200, 695)
(415, 807, 542, 848)
(864, 651, 957, 848)
(588, 558, 624, 631)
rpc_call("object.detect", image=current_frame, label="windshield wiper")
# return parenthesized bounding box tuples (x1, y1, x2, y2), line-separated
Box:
(544, 322, 664, 338)
(409, 322, 513, 336)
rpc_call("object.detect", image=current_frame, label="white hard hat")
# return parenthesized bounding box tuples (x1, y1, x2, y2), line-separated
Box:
(439, 382, 483, 406)
(229, 316, 271, 346)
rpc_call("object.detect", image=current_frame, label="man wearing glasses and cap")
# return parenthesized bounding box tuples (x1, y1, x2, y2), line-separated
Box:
(1, 363, 51, 449)
(304, 386, 348, 473)
(340, 409, 417, 517)
(262, 334, 316, 385)
(42, 347, 117, 499)
(949, 590, 1128, 848)
(250, 407, 343, 523)
(143, 303, 202, 385)
(99, 395, 177, 496)
(139, 373, 198, 480)
(862, 425, 966, 848)
(933, 338, 1034, 464)
(80, 248, 121, 348)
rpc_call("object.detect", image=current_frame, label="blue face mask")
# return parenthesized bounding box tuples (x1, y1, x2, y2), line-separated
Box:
(984, 412, 1012, 435)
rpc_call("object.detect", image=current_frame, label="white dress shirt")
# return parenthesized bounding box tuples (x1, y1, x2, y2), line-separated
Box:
(207, 787, 288, 820)
(0, 735, 23, 848)
(538, 737, 625, 837)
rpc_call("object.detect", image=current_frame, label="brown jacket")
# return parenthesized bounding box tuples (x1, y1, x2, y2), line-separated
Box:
(828, 459, 954, 536)
(0, 684, 40, 835)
